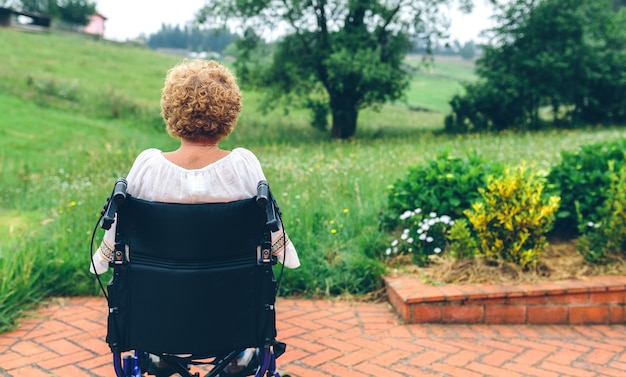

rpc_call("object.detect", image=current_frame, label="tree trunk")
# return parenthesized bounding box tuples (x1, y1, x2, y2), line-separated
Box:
(329, 98, 358, 139)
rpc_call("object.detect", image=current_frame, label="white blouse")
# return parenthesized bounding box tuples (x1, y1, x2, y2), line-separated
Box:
(90, 147, 300, 273)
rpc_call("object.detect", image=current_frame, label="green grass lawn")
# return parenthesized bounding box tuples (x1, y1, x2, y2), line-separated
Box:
(1, 27, 625, 332)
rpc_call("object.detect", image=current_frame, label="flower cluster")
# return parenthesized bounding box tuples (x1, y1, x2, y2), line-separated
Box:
(386, 209, 455, 265)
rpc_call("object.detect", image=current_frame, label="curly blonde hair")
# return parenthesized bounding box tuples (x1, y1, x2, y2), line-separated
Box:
(160, 59, 243, 142)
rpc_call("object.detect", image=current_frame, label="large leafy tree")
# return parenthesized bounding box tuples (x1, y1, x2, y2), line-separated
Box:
(446, 0, 626, 132)
(197, 0, 472, 139)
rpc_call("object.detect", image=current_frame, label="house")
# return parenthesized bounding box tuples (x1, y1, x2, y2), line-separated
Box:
(0, 7, 51, 30)
(83, 12, 106, 37)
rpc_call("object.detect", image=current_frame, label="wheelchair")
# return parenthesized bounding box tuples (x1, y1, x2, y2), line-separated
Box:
(92, 179, 289, 377)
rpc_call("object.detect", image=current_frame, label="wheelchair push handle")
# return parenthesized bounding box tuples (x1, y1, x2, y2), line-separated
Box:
(100, 178, 128, 230)
(256, 180, 281, 232)
(256, 180, 270, 208)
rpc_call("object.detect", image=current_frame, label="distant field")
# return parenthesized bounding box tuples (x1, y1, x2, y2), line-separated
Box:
(403, 54, 477, 113)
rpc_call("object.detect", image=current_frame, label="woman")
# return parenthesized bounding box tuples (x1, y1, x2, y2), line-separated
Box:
(91, 59, 299, 376)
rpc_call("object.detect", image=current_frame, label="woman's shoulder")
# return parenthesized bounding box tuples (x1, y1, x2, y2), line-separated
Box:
(231, 147, 262, 165)
(131, 148, 163, 166)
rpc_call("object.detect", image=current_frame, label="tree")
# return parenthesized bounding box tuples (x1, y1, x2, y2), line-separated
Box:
(56, 0, 95, 26)
(197, 0, 472, 139)
(18, 0, 53, 13)
(147, 24, 238, 54)
(445, 0, 626, 132)
(459, 40, 476, 60)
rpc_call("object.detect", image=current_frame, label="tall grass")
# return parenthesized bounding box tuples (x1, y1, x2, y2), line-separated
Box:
(1, 28, 625, 332)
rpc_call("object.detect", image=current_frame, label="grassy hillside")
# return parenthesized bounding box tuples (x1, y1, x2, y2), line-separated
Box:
(1, 27, 625, 332)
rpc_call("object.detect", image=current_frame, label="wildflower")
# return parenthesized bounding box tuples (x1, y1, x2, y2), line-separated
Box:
(440, 215, 451, 224)
(400, 210, 413, 220)
(343, 208, 349, 214)
(401, 233, 408, 240)
(429, 212, 437, 218)
(331, 229, 337, 234)
(407, 237, 414, 243)
(329, 219, 335, 225)
(434, 247, 442, 254)
(426, 236, 434, 243)
(391, 239, 399, 247)
(69, 201, 77, 207)
(419, 234, 426, 241)
(385, 248, 392, 255)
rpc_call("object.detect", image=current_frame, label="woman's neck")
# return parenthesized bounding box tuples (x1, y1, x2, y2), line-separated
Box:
(163, 138, 229, 169)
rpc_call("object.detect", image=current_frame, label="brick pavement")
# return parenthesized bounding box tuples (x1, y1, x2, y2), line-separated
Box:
(1, 297, 626, 377)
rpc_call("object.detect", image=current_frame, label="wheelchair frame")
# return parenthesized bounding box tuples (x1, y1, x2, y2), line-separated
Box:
(95, 179, 287, 377)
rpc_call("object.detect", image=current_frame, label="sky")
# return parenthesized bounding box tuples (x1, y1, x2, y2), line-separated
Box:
(95, 0, 494, 44)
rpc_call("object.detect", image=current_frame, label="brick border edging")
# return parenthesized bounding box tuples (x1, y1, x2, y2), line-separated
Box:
(384, 275, 626, 324)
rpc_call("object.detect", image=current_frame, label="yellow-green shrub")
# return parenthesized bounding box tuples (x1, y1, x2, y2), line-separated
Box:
(464, 164, 560, 269)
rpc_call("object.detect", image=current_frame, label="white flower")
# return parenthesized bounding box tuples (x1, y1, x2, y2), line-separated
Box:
(429, 212, 437, 218)
(385, 248, 392, 255)
(401, 233, 408, 240)
(400, 210, 414, 220)
(415, 208, 422, 214)
(587, 221, 595, 227)
(421, 224, 430, 231)
(419, 234, 426, 240)
(417, 228, 424, 234)
(407, 237, 414, 243)
(426, 236, 434, 243)
(393, 247, 398, 254)
(427, 219, 436, 226)
(434, 247, 442, 254)
(440, 215, 452, 224)
(391, 239, 399, 246)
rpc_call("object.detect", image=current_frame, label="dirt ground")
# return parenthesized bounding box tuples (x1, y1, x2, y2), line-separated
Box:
(386, 239, 626, 285)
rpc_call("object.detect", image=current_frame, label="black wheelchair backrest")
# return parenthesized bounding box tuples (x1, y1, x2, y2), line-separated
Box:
(106, 196, 277, 357)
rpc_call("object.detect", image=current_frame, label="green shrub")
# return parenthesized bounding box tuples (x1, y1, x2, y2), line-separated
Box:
(447, 218, 477, 260)
(465, 164, 560, 269)
(547, 138, 626, 237)
(385, 152, 503, 229)
(444, 81, 528, 133)
(385, 209, 454, 266)
(577, 162, 626, 264)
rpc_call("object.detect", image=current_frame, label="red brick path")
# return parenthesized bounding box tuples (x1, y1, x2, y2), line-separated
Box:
(1, 297, 626, 376)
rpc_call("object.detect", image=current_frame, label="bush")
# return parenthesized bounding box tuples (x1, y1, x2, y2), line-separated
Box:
(577, 162, 626, 264)
(385, 209, 454, 266)
(546, 138, 626, 237)
(384, 152, 503, 229)
(465, 164, 560, 269)
(445, 81, 528, 133)
(447, 218, 477, 260)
